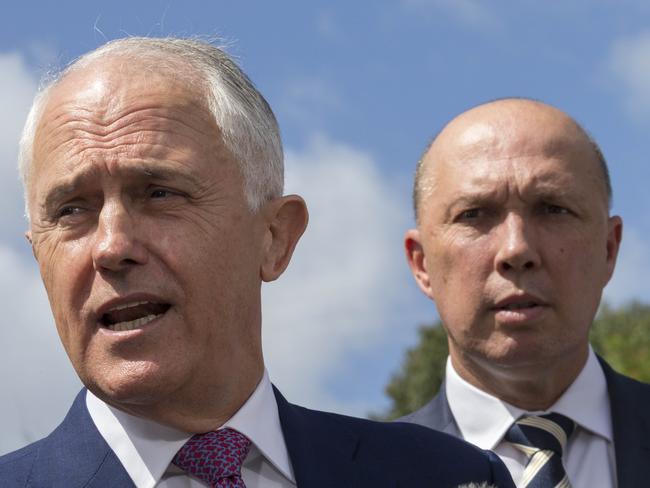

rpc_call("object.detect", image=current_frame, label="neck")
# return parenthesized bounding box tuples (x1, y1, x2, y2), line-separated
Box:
(102, 362, 265, 433)
(449, 345, 589, 411)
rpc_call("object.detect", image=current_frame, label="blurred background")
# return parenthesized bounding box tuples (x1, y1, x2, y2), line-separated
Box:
(2, 0, 650, 454)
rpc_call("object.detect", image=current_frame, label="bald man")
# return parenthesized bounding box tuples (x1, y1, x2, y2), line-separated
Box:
(401, 99, 650, 488)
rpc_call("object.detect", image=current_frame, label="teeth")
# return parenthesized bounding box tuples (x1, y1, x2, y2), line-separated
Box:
(107, 314, 159, 332)
(108, 300, 151, 312)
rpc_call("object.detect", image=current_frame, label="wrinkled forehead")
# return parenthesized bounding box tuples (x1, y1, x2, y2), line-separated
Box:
(32, 59, 215, 166)
(41, 56, 207, 126)
(27, 58, 224, 204)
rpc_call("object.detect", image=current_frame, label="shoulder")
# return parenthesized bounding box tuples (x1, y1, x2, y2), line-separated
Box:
(599, 356, 650, 401)
(291, 403, 512, 485)
(0, 389, 116, 486)
(325, 409, 482, 460)
(398, 394, 444, 425)
(0, 438, 44, 486)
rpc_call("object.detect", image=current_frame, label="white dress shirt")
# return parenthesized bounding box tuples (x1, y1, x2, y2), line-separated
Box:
(86, 370, 296, 488)
(446, 347, 617, 488)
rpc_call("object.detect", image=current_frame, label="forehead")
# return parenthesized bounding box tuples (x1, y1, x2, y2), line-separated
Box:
(36, 57, 212, 144)
(29, 58, 223, 189)
(420, 106, 608, 210)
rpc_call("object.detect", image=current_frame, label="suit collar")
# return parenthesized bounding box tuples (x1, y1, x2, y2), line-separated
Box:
(273, 386, 360, 487)
(599, 357, 650, 488)
(29, 389, 134, 487)
(399, 382, 460, 437)
(431, 381, 462, 436)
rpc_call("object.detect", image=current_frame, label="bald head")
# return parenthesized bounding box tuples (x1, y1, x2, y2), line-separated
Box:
(413, 99, 611, 221)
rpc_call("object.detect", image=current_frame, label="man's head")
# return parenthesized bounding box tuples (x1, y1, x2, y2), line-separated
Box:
(405, 99, 622, 406)
(21, 38, 308, 428)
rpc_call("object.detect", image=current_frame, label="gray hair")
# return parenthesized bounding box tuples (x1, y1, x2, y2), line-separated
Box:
(19, 37, 283, 215)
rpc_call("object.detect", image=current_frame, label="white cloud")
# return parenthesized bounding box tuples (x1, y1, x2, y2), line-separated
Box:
(0, 52, 38, 235)
(262, 134, 411, 415)
(0, 244, 82, 455)
(607, 31, 650, 117)
(401, 0, 501, 31)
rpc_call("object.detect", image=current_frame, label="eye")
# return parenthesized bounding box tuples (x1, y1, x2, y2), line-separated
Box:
(544, 204, 570, 215)
(57, 205, 85, 219)
(456, 208, 481, 220)
(150, 188, 175, 198)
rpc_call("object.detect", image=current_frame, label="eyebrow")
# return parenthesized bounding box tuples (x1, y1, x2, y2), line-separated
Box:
(39, 162, 202, 211)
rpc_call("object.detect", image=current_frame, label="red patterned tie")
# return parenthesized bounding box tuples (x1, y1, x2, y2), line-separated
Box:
(173, 428, 252, 488)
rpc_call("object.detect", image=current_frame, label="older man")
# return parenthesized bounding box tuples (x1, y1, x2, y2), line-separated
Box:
(0, 38, 514, 487)
(402, 98, 650, 487)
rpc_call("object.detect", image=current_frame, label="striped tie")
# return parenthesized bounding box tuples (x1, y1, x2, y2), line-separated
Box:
(504, 413, 575, 488)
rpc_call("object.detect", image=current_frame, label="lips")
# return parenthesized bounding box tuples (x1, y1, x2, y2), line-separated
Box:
(98, 300, 171, 332)
(492, 293, 547, 311)
(490, 292, 548, 324)
(495, 301, 539, 311)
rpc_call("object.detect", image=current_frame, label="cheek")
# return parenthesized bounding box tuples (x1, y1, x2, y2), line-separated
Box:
(429, 239, 491, 289)
(38, 238, 93, 328)
(429, 245, 491, 321)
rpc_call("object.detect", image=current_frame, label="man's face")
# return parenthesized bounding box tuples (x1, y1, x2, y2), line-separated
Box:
(407, 103, 622, 377)
(27, 60, 270, 408)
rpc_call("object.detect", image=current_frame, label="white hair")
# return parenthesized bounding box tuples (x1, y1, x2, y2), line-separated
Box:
(19, 37, 284, 215)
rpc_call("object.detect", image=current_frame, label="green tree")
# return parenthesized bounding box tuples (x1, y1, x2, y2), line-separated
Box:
(590, 302, 650, 381)
(383, 302, 650, 419)
(384, 322, 448, 420)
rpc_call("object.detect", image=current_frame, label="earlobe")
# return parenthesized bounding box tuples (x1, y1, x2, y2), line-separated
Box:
(260, 195, 309, 282)
(405, 229, 435, 300)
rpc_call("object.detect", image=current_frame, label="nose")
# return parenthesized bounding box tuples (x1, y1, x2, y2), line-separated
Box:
(92, 200, 148, 272)
(494, 213, 540, 273)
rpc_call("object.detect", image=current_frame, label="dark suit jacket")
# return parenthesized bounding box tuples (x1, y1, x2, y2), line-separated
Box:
(0, 387, 515, 487)
(399, 358, 650, 488)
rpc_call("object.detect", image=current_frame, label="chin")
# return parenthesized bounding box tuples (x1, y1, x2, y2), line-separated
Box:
(84, 360, 178, 407)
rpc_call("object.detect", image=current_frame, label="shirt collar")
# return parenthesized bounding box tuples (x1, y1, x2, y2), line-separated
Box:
(86, 369, 295, 487)
(445, 346, 612, 450)
(222, 369, 295, 482)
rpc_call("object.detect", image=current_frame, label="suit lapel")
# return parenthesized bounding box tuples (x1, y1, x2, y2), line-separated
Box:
(399, 381, 462, 438)
(599, 358, 650, 488)
(29, 389, 135, 487)
(273, 386, 360, 488)
(427, 384, 462, 437)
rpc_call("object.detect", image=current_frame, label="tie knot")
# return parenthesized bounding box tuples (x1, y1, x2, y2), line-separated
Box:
(505, 412, 576, 455)
(173, 428, 252, 487)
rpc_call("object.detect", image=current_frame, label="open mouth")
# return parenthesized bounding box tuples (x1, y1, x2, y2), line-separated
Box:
(100, 301, 171, 332)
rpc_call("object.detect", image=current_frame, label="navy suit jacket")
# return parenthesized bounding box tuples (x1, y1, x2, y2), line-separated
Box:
(0, 387, 515, 487)
(399, 358, 650, 488)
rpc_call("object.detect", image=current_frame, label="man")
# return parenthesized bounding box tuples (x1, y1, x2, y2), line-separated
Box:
(402, 98, 650, 487)
(0, 38, 514, 487)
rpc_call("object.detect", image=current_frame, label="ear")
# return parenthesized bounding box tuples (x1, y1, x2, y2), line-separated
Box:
(260, 195, 309, 282)
(25, 230, 38, 262)
(604, 215, 623, 284)
(405, 228, 435, 301)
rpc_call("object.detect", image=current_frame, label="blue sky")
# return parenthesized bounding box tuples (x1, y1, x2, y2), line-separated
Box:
(2, 0, 650, 454)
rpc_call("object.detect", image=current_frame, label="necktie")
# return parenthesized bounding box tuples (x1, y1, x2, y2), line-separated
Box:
(173, 428, 252, 488)
(504, 412, 576, 488)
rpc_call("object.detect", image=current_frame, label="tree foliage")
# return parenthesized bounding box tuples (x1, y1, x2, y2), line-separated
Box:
(590, 302, 650, 381)
(383, 302, 650, 419)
